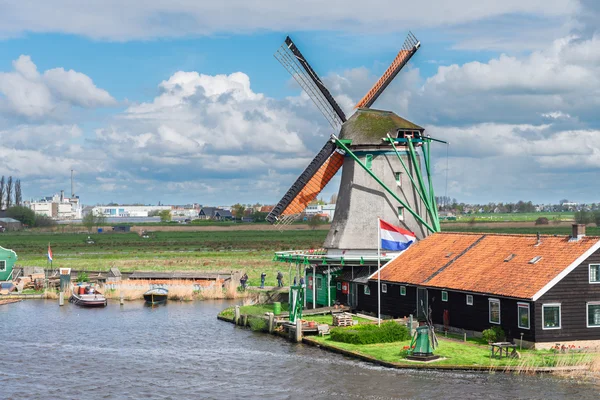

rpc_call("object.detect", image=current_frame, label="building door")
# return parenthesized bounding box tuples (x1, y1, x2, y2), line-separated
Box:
(416, 287, 428, 321)
(350, 283, 358, 308)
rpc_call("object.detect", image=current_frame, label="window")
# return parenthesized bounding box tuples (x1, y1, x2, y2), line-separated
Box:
(365, 154, 373, 170)
(466, 295, 473, 305)
(587, 302, 600, 328)
(336, 282, 341, 290)
(441, 291, 448, 302)
(590, 264, 600, 283)
(364, 285, 371, 295)
(381, 283, 387, 293)
(395, 172, 402, 186)
(0, 260, 5, 272)
(400, 286, 406, 296)
(542, 304, 561, 329)
(489, 299, 501, 324)
(397, 206, 404, 221)
(316, 277, 322, 290)
(518, 302, 530, 329)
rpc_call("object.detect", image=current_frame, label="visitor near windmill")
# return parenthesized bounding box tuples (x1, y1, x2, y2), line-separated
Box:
(260, 272, 266, 288)
(276, 271, 283, 287)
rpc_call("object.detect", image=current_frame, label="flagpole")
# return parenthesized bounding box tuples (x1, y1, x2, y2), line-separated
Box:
(377, 217, 381, 327)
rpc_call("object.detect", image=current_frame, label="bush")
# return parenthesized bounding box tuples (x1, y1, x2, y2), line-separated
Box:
(482, 326, 505, 343)
(248, 316, 268, 332)
(5, 206, 36, 226)
(535, 217, 549, 225)
(76, 272, 89, 283)
(330, 321, 410, 345)
(575, 210, 592, 225)
(34, 215, 57, 227)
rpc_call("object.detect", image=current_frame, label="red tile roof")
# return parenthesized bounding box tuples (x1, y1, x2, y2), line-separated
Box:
(375, 232, 600, 299)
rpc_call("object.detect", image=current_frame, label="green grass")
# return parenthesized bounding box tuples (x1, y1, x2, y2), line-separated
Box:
(0, 229, 328, 287)
(310, 336, 585, 368)
(445, 212, 574, 223)
(219, 303, 290, 318)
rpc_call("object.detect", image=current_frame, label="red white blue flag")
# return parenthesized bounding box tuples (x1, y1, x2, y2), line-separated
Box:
(47, 244, 53, 262)
(379, 219, 416, 251)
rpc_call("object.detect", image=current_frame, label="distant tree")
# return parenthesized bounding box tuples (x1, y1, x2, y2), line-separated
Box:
(34, 215, 57, 227)
(158, 210, 172, 222)
(0, 176, 4, 210)
(6, 206, 36, 226)
(232, 204, 245, 220)
(594, 211, 600, 227)
(575, 210, 593, 225)
(535, 217, 549, 225)
(307, 214, 322, 230)
(251, 211, 268, 222)
(5, 176, 13, 209)
(148, 210, 161, 217)
(96, 214, 107, 227)
(82, 212, 96, 232)
(14, 179, 22, 206)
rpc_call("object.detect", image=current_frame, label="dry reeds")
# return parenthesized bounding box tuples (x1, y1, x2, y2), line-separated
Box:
(100, 279, 245, 301)
(511, 347, 600, 378)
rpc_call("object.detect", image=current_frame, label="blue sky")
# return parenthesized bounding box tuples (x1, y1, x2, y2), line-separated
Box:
(0, 0, 598, 206)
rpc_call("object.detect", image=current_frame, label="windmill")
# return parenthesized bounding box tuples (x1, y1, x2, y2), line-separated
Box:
(268, 33, 443, 253)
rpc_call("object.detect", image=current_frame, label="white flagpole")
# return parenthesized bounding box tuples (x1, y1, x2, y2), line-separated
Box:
(377, 218, 381, 327)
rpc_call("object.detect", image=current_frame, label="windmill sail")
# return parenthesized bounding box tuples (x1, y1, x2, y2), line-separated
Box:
(267, 141, 344, 224)
(355, 32, 420, 109)
(275, 36, 346, 129)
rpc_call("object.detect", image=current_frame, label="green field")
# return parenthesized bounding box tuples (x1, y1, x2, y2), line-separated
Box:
(446, 212, 574, 223)
(443, 225, 600, 235)
(1, 229, 328, 286)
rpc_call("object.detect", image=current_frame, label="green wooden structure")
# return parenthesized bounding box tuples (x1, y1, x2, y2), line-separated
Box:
(0, 246, 18, 281)
(305, 265, 342, 307)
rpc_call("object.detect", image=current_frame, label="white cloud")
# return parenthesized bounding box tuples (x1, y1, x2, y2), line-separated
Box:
(0, 55, 116, 119)
(0, 1, 578, 40)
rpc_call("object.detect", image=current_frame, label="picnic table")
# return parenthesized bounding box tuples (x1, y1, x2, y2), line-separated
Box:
(490, 342, 517, 358)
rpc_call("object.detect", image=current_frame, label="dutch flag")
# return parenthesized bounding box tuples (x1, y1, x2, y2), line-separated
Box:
(379, 219, 416, 251)
(47, 244, 53, 262)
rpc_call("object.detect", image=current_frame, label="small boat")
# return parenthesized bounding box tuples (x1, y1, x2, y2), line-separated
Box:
(144, 288, 168, 305)
(69, 285, 107, 307)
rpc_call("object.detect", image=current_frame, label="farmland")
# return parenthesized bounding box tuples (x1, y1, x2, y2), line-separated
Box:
(445, 212, 575, 223)
(1, 229, 328, 287)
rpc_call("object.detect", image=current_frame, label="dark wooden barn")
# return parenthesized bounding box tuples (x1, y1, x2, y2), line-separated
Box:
(356, 225, 600, 348)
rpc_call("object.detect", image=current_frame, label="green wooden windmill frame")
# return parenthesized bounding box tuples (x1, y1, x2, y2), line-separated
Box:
(333, 135, 442, 234)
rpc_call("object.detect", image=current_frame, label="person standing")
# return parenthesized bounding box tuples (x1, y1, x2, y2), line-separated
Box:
(260, 272, 266, 288)
(276, 271, 284, 287)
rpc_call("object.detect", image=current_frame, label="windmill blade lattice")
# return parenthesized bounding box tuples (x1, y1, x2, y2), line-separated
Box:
(355, 32, 420, 109)
(275, 36, 346, 129)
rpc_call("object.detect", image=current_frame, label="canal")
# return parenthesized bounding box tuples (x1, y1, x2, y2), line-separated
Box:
(1, 300, 599, 399)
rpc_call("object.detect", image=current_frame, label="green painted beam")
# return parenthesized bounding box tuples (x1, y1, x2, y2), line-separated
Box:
(334, 137, 436, 233)
(386, 133, 429, 208)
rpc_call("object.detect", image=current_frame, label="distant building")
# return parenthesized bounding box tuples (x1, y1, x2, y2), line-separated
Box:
(0, 218, 23, 231)
(0, 246, 17, 281)
(26, 190, 82, 220)
(91, 205, 172, 218)
(198, 207, 233, 220)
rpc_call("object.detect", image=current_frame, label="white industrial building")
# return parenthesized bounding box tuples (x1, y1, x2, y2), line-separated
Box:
(91, 205, 172, 218)
(26, 190, 82, 220)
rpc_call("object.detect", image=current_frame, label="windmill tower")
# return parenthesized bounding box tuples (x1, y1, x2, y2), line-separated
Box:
(268, 33, 442, 255)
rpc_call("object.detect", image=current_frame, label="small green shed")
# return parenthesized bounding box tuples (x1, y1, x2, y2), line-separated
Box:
(305, 265, 343, 307)
(0, 246, 17, 281)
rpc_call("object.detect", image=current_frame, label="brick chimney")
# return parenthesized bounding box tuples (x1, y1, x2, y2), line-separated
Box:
(572, 224, 586, 241)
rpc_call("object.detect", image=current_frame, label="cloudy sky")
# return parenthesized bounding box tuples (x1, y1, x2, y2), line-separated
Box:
(0, 0, 598, 206)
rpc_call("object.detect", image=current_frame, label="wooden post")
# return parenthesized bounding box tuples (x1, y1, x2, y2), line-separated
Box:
(464, 332, 467, 342)
(234, 305, 240, 325)
(120, 293, 124, 305)
(295, 318, 303, 342)
(408, 314, 413, 336)
(59, 291, 64, 306)
(312, 266, 316, 310)
(242, 315, 248, 327)
(268, 312, 275, 333)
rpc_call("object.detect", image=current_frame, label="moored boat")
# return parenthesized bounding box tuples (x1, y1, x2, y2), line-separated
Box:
(144, 287, 168, 305)
(69, 285, 107, 307)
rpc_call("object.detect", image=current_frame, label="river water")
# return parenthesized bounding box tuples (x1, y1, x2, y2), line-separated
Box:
(1, 300, 599, 400)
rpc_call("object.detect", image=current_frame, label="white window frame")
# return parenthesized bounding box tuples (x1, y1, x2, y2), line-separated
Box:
(441, 291, 448, 302)
(364, 285, 371, 295)
(589, 264, 600, 284)
(489, 298, 501, 325)
(517, 302, 530, 330)
(381, 283, 387, 293)
(542, 303, 562, 330)
(395, 172, 402, 187)
(0, 260, 5, 272)
(466, 294, 473, 306)
(400, 286, 406, 296)
(336, 282, 341, 290)
(397, 206, 404, 221)
(316, 277, 323, 290)
(586, 301, 600, 328)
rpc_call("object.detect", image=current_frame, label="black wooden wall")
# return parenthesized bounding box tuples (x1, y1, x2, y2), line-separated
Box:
(536, 250, 600, 343)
